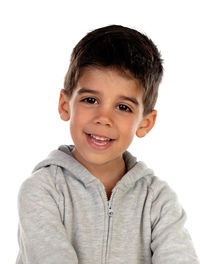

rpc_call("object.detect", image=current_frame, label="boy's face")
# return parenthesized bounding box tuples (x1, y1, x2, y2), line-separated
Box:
(58, 67, 156, 169)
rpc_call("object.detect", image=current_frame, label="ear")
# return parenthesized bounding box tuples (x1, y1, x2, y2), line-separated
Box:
(58, 89, 71, 121)
(136, 110, 157, 138)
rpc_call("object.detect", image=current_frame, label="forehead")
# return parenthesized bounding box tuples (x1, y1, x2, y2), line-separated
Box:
(76, 66, 144, 96)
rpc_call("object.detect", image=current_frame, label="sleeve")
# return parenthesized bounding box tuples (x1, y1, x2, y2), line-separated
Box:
(16, 173, 79, 264)
(150, 178, 199, 264)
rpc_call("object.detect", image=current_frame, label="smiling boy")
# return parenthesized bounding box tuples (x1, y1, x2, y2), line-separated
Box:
(59, 67, 155, 200)
(16, 25, 199, 263)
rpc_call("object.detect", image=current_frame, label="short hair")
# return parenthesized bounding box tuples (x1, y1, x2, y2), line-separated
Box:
(64, 25, 163, 116)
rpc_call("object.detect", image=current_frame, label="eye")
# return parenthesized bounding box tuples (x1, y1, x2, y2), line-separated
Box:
(81, 97, 98, 104)
(117, 104, 133, 113)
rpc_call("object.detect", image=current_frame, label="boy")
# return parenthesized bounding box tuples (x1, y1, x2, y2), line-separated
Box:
(16, 25, 199, 263)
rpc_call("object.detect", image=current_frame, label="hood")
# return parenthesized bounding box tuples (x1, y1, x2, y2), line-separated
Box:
(32, 145, 154, 189)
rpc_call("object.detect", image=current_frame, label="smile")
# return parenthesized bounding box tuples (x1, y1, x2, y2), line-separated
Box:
(89, 134, 112, 142)
(85, 133, 115, 150)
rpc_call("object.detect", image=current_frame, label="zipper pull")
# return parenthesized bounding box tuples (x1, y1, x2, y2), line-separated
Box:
(108, 200, 113, 217)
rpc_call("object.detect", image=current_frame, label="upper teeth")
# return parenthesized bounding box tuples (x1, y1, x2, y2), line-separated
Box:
(90, 134, 110, 141)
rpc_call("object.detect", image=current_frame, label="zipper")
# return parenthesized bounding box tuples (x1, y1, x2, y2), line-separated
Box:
(105, 192, 114, 263)
(108, 200, 113, 217)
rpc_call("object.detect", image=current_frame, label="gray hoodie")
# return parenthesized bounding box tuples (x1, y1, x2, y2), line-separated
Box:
(16, 145, 199, 264)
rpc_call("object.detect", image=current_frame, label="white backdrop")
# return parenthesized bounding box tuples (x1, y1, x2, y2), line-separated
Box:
(0, 0, 200, 262)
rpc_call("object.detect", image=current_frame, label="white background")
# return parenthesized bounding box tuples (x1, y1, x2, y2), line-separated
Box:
(0, 0, 200, 262)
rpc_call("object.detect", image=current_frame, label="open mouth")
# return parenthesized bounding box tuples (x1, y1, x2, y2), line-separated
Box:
(85, 133, 115, 148)
(88, 133, 113, 142)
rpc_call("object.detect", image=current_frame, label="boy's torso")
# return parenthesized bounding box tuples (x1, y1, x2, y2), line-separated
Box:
(17, 146, 199, 264)
(42, 162, 153, 264)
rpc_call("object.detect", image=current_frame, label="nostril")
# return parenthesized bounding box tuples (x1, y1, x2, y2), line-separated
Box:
(95, 119, 112, 126)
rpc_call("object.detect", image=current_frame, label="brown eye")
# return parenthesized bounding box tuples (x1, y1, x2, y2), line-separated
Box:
(117, 104, 132, 112)
(81, 97, 98, 104)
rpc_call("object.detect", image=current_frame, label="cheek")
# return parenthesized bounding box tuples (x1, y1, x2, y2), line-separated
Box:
(119, 119, 138, 139)
(70, 106, 88, 130)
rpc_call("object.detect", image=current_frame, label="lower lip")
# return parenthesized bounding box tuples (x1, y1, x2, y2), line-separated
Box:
(85, 133, 115, 151)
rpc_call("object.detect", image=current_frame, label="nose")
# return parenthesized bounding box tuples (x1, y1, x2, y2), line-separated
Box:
(94, 106, 113, 127)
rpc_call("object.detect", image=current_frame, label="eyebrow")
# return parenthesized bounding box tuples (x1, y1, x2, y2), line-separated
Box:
(77, 88, 139, 106)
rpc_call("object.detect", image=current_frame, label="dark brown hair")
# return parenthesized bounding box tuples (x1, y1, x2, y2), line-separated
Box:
(64, 25, 163, 116)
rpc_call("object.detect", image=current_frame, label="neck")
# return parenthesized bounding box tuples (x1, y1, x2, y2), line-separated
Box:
(71, 149, 127, 190)
(81, 156, 127, 189)
(94, 158, 126, 183)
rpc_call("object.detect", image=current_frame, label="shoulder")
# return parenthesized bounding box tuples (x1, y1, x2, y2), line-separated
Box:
(142, 174, 185, 228)
(133, 163, 181, 214)
(133, 161, 177, 202)
(18, 165, 66, 209)
(19, 166, 55, 192)
(147, 175, 179, 206)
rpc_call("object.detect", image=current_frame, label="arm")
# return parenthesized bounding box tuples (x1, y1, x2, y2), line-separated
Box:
(16, 171, 78, 264)
(150, 179, 199, 264)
